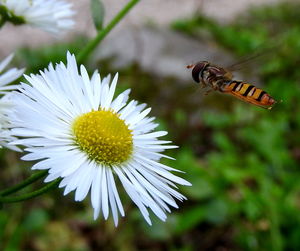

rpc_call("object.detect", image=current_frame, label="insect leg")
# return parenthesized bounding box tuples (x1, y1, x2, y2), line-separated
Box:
(204, 89, 212, 95)
(200, 80, 207, 89)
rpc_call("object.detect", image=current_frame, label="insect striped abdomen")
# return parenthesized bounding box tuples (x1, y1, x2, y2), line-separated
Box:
(222, 81, 276, 108)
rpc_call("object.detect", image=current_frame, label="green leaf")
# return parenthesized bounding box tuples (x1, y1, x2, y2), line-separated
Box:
(23, 209, 49, 232)
(0, 211, 8, 242)
(174, 205, 206, 234)
(90, 0, 105, 30)
(204, 199, 229, 224)
(3, 224, 23, 251)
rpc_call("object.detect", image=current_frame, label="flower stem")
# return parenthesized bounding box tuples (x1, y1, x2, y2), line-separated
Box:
(77, 0, 140, 63)
(0, 178, 61, 203)
(0, 170, 48, 196)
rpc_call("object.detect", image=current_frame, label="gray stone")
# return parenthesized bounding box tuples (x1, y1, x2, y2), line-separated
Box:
(96, 26, 234, 82)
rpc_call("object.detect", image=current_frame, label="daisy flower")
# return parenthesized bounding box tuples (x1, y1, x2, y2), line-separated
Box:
(0, 94, 21, 151)
(0, 53, 24, 90)
(9, 52, 191, 226)
(0, 0, 75, 34)
(0, 53, 24, 150)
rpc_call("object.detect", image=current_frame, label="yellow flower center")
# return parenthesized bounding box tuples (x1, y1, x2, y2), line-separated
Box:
(72, 109, 133, 166)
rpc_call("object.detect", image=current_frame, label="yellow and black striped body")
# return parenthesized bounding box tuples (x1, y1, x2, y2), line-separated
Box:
(187, 61, 276, 109)
(220, 80, 275, 108)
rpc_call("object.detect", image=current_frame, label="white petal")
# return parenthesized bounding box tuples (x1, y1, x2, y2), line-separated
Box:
(74, 162, 94, 201)
(107, 168, 124, 216)
(91, 165, 103, 220)
(0, 54, 13, 73)
(114, 167, 152, 225)
(101, 167, 109, 219)
(106, 168, 119, 226)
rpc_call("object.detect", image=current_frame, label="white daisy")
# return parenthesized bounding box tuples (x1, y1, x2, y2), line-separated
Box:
(0, 95, 21, 151)
(8, 52, 191, 226)
(0, 54, 24, 151)
(0, 0, 75, 34)
(0, 53, 24, 90)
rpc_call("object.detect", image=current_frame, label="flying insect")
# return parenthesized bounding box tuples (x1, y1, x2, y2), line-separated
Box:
(187, 61, 276, 110)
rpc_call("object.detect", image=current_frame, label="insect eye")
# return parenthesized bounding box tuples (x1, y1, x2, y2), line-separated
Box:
(191, 62, 207, 83)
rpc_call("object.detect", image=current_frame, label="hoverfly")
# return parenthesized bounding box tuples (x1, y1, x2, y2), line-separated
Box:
(187, 61, 276, 110)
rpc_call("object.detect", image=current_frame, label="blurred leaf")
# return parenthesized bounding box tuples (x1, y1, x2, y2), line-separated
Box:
(0, 211, 8, 246)
(174, 109, 187, 127)
(213, 132, 235, 152)
(205, 199, 229, 224)
(3, 224, 23, 251)
(174, 205, 206, 234)
(202, 111, 232, 129)
(184, 178, 214, 200)
(242, 192, 263, 220)
(169, 148, 215, 199)
(90, 0, 105, 30)
(23, 209, 49, 232)
(144, 217, 172, 240)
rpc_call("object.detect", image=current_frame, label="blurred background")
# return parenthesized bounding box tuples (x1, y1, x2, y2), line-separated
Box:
(1, 0, 300, 250)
